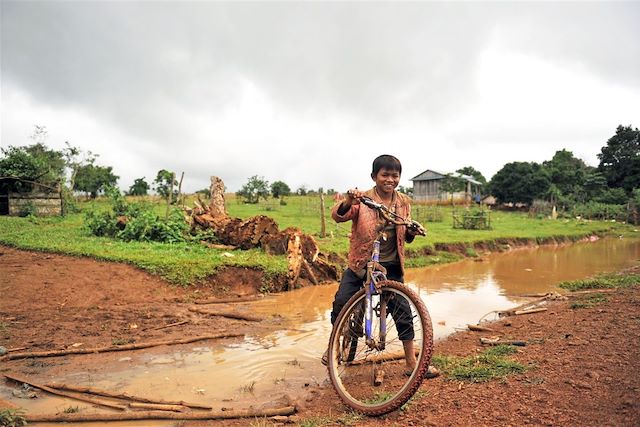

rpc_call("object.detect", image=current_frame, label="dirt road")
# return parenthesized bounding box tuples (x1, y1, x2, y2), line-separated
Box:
(1, 246, 639, 426)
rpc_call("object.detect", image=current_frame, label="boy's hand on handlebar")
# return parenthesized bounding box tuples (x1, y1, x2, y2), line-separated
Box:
(407, 221, 427, 237)
(346, 188, 364, 204)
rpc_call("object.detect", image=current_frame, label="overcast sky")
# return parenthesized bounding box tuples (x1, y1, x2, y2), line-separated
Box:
(2, 1, 639, 193)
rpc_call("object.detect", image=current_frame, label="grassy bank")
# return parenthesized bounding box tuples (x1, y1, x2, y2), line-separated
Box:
(0, 195, 632, 285)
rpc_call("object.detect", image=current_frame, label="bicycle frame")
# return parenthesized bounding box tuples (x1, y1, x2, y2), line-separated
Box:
(364, 239, 387, 350)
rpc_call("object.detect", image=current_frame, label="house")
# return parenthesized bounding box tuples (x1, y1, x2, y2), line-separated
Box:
(410, 169, 482, 203)
(0, 177, 62, 216)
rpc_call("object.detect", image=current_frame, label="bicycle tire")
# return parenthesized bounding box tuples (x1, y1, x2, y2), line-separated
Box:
(327, 280, 433, 415)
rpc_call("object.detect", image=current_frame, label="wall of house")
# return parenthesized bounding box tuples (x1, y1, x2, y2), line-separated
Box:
(7, 192, 62, 216)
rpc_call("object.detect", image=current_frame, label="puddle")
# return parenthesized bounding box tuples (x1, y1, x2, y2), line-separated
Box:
(5, 236, 639, 425)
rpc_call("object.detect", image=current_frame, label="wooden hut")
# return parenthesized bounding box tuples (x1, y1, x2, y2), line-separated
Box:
(411, 169, 482, 203)
(0, 177, 62, 216)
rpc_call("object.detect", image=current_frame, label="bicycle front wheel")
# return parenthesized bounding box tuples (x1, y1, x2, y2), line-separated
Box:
(327, 280, 433, 415)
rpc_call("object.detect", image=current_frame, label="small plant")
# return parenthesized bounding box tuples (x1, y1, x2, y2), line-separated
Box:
(19, 201, 38, 217)
(63, 406, 80, 413)
(249, 418, 276, 427)
(432, 345, 526, 383)
(465, 246, 478, 257)
(0, 409, 27, 427)
(297, 416, 333, 427)
(336, 410, 365, 425)
(111, 337, 133, 346)
(240, 380, 256, 393)
(285, 358, 300, 366)
(570, 293, 609, 309)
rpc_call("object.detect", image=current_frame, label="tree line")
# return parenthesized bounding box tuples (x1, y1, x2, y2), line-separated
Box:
(1, 124, 638, 213)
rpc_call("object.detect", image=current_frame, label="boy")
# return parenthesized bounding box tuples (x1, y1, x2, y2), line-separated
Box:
(324, 154, 436, 377)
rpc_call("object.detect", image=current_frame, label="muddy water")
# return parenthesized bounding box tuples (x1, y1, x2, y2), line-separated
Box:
(10, 237, 640, 425)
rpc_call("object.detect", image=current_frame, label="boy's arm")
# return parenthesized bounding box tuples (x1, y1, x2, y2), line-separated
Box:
(331, 189, 363, 222)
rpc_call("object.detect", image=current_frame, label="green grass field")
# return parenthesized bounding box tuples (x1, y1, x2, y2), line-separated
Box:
(0, 194, 629, 285)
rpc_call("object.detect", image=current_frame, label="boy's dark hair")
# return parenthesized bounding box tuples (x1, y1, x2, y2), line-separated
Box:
(372, 154, 402, 176)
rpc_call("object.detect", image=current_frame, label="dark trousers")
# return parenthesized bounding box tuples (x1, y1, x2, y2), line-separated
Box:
(330, 262, 415, 341)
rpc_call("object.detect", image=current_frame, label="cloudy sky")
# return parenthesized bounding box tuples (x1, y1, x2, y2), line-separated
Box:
(2, 1, 639, 193)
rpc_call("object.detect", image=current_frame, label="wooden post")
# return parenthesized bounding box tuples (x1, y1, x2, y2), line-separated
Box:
(166, 172, 175, 219)
(319, 188, 326, 238)
(176, 171, 184, 206)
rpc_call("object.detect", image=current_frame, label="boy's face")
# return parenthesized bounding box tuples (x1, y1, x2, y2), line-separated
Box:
(372, 167, 401, 195)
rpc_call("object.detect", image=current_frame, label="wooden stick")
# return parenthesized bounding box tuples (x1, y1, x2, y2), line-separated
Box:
(188, 307, 263, 322)
(194, 296, 259, 305)
(467, 324, 497, 333)
(152, 320, 189, 330)
(480, 338, 527, 346)
(4, 374, 126, 411)
(24, 406, 296, 422)
(44, 383, 212, 410)
(128, 402, 185, 412)
(3, 333, 243, 360)
(514, 307, 548, 316)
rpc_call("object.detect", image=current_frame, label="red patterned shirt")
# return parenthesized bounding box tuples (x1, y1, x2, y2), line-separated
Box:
(331, 188, 414, 277)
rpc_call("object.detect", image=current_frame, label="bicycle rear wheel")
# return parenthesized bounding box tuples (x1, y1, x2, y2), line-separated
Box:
(327, 280, 433, 415)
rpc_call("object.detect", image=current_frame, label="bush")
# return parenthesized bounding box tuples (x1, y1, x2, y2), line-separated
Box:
(85, 188, 189, 243)
(570, 202, 626, 221)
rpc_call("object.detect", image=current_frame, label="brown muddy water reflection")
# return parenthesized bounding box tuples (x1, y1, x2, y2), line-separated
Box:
(10, 237, 640, 425)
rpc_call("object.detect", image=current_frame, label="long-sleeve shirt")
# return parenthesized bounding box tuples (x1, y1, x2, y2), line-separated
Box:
(331, 187, 414, 276)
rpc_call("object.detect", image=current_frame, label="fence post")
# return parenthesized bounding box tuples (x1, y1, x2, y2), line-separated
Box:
(320, 188, 326, 238)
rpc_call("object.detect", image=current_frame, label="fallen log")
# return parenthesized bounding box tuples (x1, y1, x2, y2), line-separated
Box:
(24, 406, 296, 422)
(480, 337, 527, 346)
(44, 383, 212, 410)
(188, 307, 263, 322)
(4, 374, 126, 411)
(194, 296, 259, 305)
(3, 333, 243, 360)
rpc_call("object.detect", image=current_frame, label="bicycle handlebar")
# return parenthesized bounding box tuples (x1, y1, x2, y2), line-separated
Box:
(354, 194, 427, 236)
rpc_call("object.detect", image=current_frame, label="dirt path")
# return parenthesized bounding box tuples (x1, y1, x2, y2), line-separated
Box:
(1, 246, 639, 426)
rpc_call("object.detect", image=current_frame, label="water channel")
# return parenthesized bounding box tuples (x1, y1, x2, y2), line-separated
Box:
(8, 236, 640, 423)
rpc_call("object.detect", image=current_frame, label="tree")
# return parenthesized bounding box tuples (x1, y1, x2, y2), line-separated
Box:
(489, 162, 551, 205)
(270, 180, 291, 198)
(128, 177, 150, 196)
(0, 144, 65, 192)
(542, 149, 589, 201)
(153, 169, 178, 199)
(456, 166, 487, 186)
(597, 125, 640, 195)
(296, 185, 308, 196)
(73, 164, 119, 198)
(439, 174, 466, 204)
(237, 175, 270, 204)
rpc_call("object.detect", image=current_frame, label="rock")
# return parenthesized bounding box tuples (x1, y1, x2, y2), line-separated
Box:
(0, 346, 7, 356)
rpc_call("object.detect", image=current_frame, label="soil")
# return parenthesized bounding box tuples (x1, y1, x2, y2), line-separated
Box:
(1, 245, 639, 426)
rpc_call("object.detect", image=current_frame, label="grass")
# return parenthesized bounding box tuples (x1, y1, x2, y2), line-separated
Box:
(63, 406, 80, 413)
(0, 194, 631, 286)
(570, 293, 609, 309)
(0, 409, 27, 427)
(432, 344, 527, 383)
(558, 273, 640, 292)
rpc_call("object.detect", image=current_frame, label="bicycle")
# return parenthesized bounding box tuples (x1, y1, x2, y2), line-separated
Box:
(326, 195, 434, 415)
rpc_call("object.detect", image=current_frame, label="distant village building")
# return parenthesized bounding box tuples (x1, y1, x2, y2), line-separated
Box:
(0, 177, 62, 216)
(410, 169, 482, 203)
